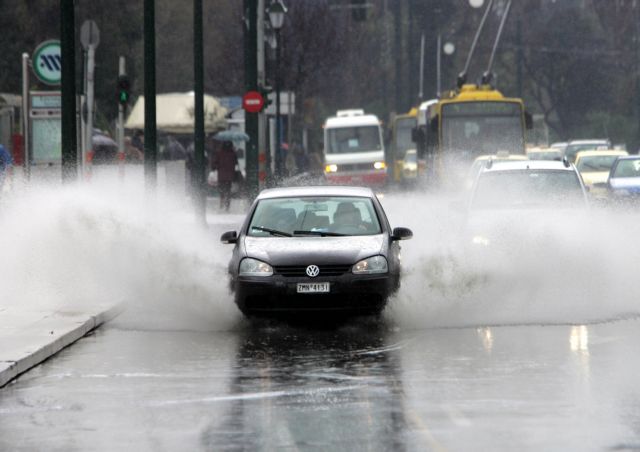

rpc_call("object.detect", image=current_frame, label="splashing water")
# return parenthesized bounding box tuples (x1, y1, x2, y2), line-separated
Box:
(0, 179, 242, 331)
(2, 180, 638, 333)
(381, 192, 640, 329)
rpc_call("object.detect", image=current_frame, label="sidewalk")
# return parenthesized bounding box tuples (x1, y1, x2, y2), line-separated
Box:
(0, 303, 122, 387)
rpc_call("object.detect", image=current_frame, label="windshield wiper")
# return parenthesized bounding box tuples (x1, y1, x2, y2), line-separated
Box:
(293, 229, 346, 237)
(250, 226, 292, 237)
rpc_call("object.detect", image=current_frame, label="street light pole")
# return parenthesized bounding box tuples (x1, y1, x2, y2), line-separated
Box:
(274, 28, 282, 180)
(268, 0, 287, 181)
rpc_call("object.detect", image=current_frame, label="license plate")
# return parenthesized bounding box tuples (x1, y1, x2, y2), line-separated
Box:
(297, 282, 330, 293)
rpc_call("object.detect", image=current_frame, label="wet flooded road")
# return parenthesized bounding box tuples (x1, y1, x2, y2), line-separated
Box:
(2, 316, 640, 451)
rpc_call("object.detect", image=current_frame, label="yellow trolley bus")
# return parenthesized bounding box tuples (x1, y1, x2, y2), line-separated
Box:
(389, 108, 418, 184)
(415, 84, 531, 188)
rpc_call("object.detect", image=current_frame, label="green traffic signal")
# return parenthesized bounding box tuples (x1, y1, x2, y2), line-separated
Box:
(117, 74, 130, 105)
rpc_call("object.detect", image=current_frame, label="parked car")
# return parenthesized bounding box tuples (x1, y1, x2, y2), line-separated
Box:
(564, 139, 611, 163)
(605, 155, 640, 202)
(220, 186, 412, 317)
(574, 149, 628, 189)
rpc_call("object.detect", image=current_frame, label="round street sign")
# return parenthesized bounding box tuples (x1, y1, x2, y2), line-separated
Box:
(80, 20, 100, 50)
(33, 40, 62, 86)
(242, 91, 264, 113)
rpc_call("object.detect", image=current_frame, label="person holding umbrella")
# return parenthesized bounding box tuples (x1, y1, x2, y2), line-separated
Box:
(211, 140, 239, 211)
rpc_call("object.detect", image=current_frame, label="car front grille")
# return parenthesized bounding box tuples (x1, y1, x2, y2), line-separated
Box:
(274, 264, 352, 277)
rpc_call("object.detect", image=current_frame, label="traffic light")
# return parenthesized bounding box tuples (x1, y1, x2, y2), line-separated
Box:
(117, 74, 130, 105)
(259, 85, 273, 112)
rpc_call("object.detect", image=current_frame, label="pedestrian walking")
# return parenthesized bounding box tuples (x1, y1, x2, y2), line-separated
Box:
(162, 135, 186, 160)
(211, 140, 239, 211)
(0, 144, 13, 195)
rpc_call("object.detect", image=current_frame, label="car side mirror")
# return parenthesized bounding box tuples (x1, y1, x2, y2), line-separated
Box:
(220, 230, 238, 244)
(392, 227, 413, 241)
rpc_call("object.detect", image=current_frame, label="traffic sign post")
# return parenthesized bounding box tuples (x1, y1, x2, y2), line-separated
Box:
(243, 91, 265, 113)
(33, 40, 61, 86)
(80, 20, 100, 178)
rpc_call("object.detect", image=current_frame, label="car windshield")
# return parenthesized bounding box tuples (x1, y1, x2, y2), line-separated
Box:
(441, 102, 525, 158)
(326, 126, 382, 153)
(471, 170, 585, 209)
(565, 143, 608, 159)
(612, 159, 640, 178)
(528, 151, 561, 161)
(248, 196, 382, 237)
(576, 155, 620, 172)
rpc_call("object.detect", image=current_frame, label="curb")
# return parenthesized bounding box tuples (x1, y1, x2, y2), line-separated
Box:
(0, 303, 124, 388)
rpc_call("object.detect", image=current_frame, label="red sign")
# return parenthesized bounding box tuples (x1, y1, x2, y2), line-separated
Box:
(242, 91, 264, 113)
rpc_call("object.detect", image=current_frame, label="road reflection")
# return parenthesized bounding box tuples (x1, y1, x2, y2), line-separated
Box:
(201, 319, 408, 450)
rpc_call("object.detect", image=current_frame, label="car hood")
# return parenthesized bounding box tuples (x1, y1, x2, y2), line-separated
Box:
(610, 177, 640, 190)
(242, 235, 385, 266)
(580, 171, 608, 186)
(466, 208, 589, 245)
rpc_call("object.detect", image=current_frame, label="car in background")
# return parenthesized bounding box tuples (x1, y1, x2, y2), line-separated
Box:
(564, 139, 611, 163)
(526, 147, 562, 161)
(220, 186, 413, 317)
(574, 149, 628, 190)
(605, 155, 640, 202)
(464, 152, 528, 189)
(400, 149, 420, 184)
(550, 142, 567, 153)
(464, 160, 589, 252)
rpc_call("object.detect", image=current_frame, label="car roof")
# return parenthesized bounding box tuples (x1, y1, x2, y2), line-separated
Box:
(575, 150, 628, 158)
(256, 185, 376, 200)
(473, 154, 528, 161)
(527, 147, 560, 153)
(613, 155, 640, 161)
(567, 139, 609, 145)
(480, 160, 576, 173)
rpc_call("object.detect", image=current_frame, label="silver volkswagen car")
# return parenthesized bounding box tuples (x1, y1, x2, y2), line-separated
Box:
(220, 186, 412, 317)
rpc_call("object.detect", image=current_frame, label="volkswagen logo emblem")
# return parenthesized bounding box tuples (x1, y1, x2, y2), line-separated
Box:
(305, 265, 320, 278)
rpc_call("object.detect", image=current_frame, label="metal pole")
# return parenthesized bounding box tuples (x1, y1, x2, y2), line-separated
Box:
(144, 0, 157, 190)
(21, 53, 30, 181)
(85, 44, 95, 176)
(117, 57, 126, 158)
(436, 33, 441, 96)
(275, 29, 282, 180)
(60, 0, 78, 183)
(257, 0, 268, 186)
(419, 33, 425, 101)
(244, 0, 259, 198)
(117, 57, 126, 180)
(193, 0, 206, 222)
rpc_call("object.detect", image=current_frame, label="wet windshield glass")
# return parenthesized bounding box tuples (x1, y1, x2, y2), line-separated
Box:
(326, 126, 382, 153)
(471, 170, 585, 209)
(441, 102, 524, 157)
(612, 159, 640, 178)
(248, 196, 382, 237)
(576, 155, 620, 172)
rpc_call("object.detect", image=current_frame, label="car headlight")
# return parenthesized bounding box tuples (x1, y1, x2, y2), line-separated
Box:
(325, 164, 338, 173)
(374, 161, 386, 170)
(352, 256, 388, 274)
(239, 258, 273, 276)
(471, 235, 490, 246)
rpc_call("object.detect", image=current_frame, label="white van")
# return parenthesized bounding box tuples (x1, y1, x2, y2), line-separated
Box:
(323, 109, 386, 186)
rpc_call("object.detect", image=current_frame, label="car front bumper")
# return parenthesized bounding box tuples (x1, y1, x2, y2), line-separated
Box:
(234, 273, 395, 314)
